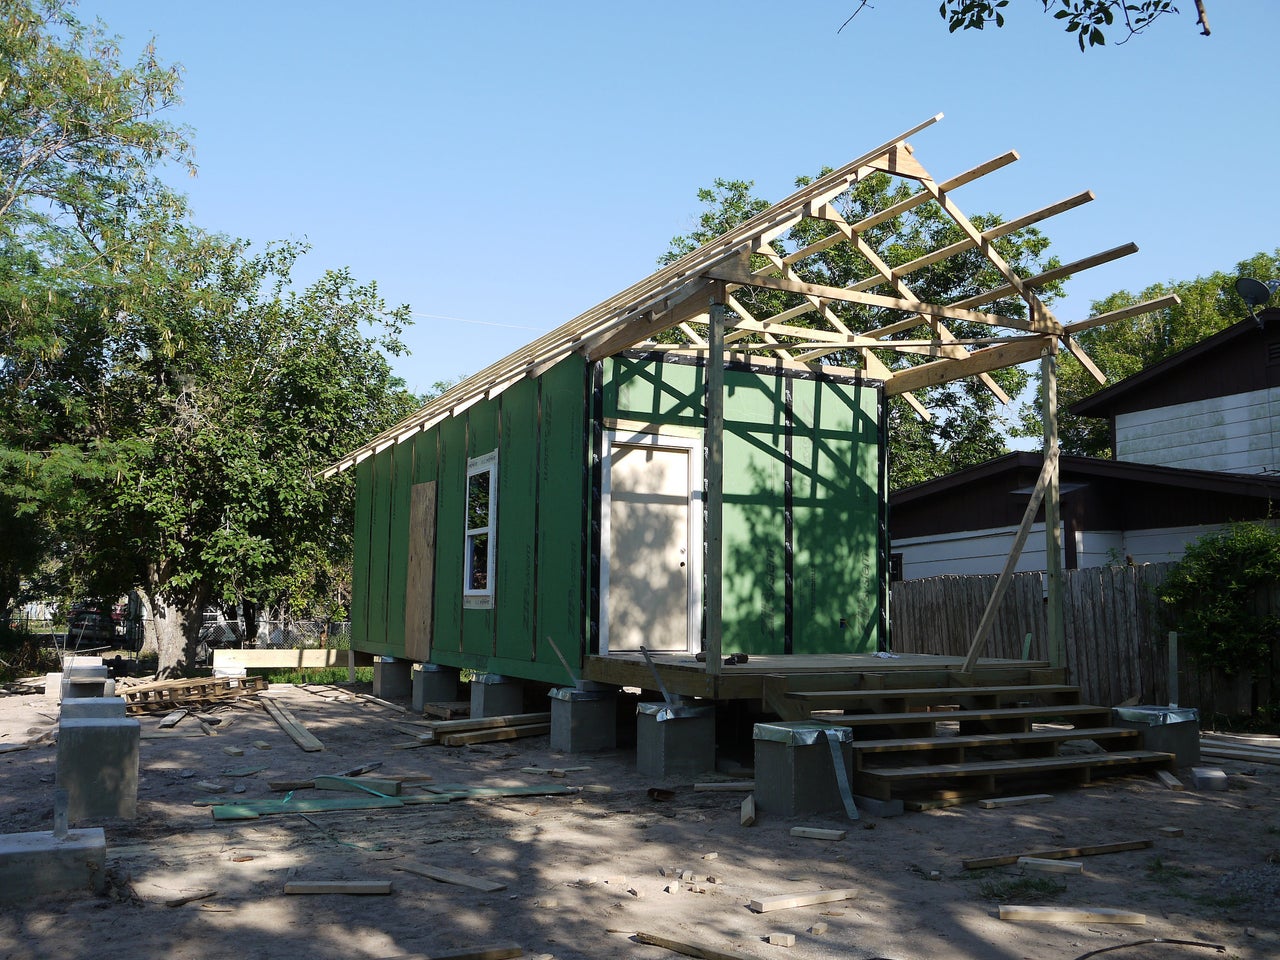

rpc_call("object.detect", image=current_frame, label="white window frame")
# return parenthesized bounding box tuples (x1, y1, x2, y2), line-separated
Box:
(463, 450, 498, 609)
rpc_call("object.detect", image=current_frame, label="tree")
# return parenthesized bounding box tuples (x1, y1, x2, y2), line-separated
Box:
(1016, 250, 1280, 456)
(664, 173, 1064, 489)
(843, 1, 1211, 50)
(0, 0, 193, 624)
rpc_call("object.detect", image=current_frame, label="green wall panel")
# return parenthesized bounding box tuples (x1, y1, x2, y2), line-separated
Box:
(412, 428, 439, 485)
(432, 416, 467, 655)
(496, 378, 539, 665)
(383, 439, 414, 658)
(351, 457, 375, 653)
(365, 447, 395, 656)
(789, 378, 881, 654)
(534, 356, 587, 680)
(720, 371, 788, 656)
(606, 354, 703, 426)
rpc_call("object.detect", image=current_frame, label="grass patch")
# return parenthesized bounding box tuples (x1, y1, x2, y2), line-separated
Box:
(977, 875, 1066, 903)
(256, 666, 373, 685)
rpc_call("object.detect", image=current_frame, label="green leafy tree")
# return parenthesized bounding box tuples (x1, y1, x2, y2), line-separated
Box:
(1159, 522, 1280, 678)
(844, 1, 1210, 50)
(0, 0, 193, 623)
(1016, 250, 1280, 456)
(665, 173, 1063, 489)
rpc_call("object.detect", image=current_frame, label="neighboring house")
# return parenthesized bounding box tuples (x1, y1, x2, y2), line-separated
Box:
(890, 309, 1280, 581)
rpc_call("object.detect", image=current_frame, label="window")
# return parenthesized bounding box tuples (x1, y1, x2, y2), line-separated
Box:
(464, 451, 497, 607)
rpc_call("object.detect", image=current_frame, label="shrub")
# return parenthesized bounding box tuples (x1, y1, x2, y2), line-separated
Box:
(1159, 522, 1280, 677)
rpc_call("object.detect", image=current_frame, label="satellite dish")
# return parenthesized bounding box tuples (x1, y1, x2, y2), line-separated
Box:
(1235, 276, 1280, 308)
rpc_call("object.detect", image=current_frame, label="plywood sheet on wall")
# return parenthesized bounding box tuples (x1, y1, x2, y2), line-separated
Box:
(405, 480, 437, 662)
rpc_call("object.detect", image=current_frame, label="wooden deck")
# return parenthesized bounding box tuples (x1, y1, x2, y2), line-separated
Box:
(582, 651, 1057, 702)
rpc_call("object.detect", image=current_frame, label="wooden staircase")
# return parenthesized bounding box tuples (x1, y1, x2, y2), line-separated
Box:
(777, 667, 1174, 804)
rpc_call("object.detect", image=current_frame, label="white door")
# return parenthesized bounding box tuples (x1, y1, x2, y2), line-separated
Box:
(602, 435, 699, 653)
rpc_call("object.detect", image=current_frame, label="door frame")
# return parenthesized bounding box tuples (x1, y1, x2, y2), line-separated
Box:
(599, 429, 703, 656)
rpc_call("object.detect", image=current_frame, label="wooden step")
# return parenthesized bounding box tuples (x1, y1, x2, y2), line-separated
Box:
(852, 750, 1174, 800)
(820, 703, 1113, 735)
(789, 684, 1080, 711)
(850, 726, 1142, 769)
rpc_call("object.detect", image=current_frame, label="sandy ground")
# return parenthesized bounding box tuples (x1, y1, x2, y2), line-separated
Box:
(0, 681, 1277, 960)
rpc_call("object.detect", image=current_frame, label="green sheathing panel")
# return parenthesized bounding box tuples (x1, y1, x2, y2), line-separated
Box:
(534, 356, 588, 683)
(351, 457, 375, 653)
(720, 372, 788, 656)
(496, 378, 539, 666)
(461, 400, 498, 658)
(605, 354, 704, 426)
(383, 438, 415, 658)
(789, 377, 882, 653)
(364, 446, 395, 657)
(432, 416, 467, 656)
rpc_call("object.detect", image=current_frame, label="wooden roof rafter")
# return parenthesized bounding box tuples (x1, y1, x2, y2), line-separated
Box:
(326, 114, 1173, 477)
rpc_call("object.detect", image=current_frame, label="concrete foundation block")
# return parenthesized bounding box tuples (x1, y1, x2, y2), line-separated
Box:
(413, 663, 461, 712)
(373, 657, 412, 700)
(65, 656, 104, 668)
(471, 674, 524, 718)
(753, 721, 856, 818)
(851, 794, 904, 818)
(61, 665, 110, 700)
(1113, 706, 1200, 766)
(60, 698, 128, 720)
(56, 717, 140, 823)
(550, 687, 617, 753)
(0, 829, 106, 901)
(636, 703, 715, 780)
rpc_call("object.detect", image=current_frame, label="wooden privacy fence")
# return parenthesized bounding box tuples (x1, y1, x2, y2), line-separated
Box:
(890, 563, 1269, 718)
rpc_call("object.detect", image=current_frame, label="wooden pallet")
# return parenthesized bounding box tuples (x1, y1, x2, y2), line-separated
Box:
(120, 675, 268, 714)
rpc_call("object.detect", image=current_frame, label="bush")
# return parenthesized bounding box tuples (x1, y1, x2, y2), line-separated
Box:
(1159, 522, 1280, 677)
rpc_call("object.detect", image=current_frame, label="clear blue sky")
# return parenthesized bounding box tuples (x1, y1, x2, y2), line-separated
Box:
(77, 1, 1280, 402)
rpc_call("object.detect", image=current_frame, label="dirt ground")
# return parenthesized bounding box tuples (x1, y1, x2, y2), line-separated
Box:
(0, 681, 1277, 960)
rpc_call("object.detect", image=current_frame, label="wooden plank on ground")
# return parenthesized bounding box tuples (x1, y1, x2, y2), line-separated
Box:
(159, 709, 188, 728)
(284, 880, 392, 895)
(440, 723, 549, 747)
(387, 946, 523, 960)
(979, 794, 1054, 809)
(963, 839, 1153, 871)
(749, 888, 857, 913)
(260, 696, 324, 752)
(1154, 770, 1184, 790)
(635, 931, 758, 960)
(790, 827, 846, 841)
(313, 775, 402, 796)
(1018, 857, 1083, 875)
(425, 712, 551, 734)
(694, 781, 756, 792)
(998, 905, 1145, 924)
(740, 794, 756, 827)
(395, 862, 507, 892)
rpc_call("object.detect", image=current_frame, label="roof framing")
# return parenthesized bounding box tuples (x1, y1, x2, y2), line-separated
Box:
(326, 114, 1172, 477)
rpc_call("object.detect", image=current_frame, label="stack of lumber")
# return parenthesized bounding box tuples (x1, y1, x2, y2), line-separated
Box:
(391, 712, 551, 748)
(119, 675, 268, 714)
(1200, 732, 1280, 766)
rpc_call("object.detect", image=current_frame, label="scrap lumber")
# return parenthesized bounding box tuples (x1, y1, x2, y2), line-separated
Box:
(383, 947, 523, 960)
(260, 696, 324, 752)
(979, 794, 1053, 809)
(425, 783, 577, 800)
(395, 862, 508, 892)
(1200, 744, 1280, 766)
(998, 905, 1145, 924)
(0, 743, 30, 755)
(421, 700, 470, 720)
(749, 888, 858, 913)
(790, 827, 846, 841)
(635, 931, 759, 960)
(1154, 770, 1185, 790)
(164, 889, 217, 907)
(314, 775, 402, 796)
(740, 794, 756, 827)
(120, 674, 268, 714)
(424, 712, 551, 735)
(962, 839, 1153, 870)
(440, 723, 549, 747)
(1018, 857, 1083, 875)
(284, 880, 393, 895)
(158, 709, 188, 728)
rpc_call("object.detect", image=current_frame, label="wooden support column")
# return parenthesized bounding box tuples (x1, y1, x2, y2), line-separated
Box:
(704, 284, 726, 679)
(1042, 345, 1066, 670)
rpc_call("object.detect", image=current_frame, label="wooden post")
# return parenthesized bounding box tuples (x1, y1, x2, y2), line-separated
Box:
(1042, 345, 1065, 670)
(705, 285, 726, 678)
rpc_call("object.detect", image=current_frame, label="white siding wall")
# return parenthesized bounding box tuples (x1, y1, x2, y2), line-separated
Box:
(897, 523, 1236, 581)
(1115, 388, 1280, 474)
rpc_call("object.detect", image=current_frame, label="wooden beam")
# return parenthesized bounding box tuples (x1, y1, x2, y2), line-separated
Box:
(1064, 294, 1181, 336)
(884, 337, 1050, 396)
(260, 696, 324, 752)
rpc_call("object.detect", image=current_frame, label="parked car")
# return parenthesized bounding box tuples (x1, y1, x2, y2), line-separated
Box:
(66, 601, 117, 645)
